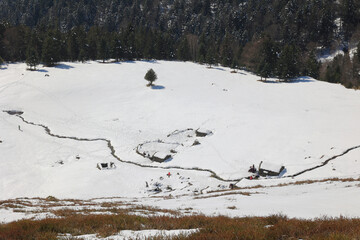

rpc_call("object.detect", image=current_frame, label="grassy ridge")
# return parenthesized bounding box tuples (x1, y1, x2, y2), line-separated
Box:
(1, 214, 360, 239)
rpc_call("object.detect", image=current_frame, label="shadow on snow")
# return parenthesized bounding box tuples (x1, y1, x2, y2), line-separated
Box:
(54, 63, 74, 70)
(151, 85, 165, 90)
(261, 76, 315, 84)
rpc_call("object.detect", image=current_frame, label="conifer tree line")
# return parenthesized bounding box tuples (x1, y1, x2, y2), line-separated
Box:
(1, 0, 360, 88)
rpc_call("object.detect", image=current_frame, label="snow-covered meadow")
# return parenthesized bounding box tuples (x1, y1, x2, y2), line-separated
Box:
(1, 60, 360, 222)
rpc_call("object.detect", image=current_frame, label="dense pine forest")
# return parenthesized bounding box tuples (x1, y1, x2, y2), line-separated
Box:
(1, 0, 360, 88)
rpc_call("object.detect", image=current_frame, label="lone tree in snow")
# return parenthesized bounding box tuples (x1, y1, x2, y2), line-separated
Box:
(144, 68, 157, 86)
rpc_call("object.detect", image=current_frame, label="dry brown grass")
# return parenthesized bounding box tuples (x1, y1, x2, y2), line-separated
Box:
(194, 191, 254, 199)
(1, 213, 360, 240)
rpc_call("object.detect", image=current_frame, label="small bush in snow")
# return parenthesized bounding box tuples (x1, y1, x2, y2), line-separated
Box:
(144, 68, 157, 86)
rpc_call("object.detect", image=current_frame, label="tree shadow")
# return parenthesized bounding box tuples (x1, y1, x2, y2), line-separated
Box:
(208, 66, 226, 71)
(259, 76, 315, 84)
(237, 72, 247, 75)
(55, 63, 74, 70)
(151, 85, 165, 90)
(290, 76, 315, 83)
(140, 59, 159, 64)
(37, 69, 48, 73)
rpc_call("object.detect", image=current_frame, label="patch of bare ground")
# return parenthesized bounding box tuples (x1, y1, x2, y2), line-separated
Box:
(1, 213, 360, 240)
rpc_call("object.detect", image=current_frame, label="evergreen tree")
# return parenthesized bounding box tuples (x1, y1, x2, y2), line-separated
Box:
(142, 29, 154, 59)
(74, 26, 88, 62)
(26, 46, 40, 70)
(110, 34, 123, 61)
(325, 64, 341, 83)
(304, 51, 320, 79)
(318, 3, 336, 47)
(340, 0, 359, 40)
(202, 0, 211, 16)
(257, 37, 278, 81)
(340, 53, 353, 88)
(42, 31, 61, 67)
(122, 24, 136, 60)
(144, 68, 157, 86)
(79, 48, 87, 63)
(87, 26, 99, 60)
(197, 33, 207, 63)
(277, 44, 299, 81)
(220, 33, 234, 67)
(324, 55, 342, 83)
(357, 41, 360, 63)
(67, 31, 79, 61)
(205, 43, 216, 68)
(177, 38, 190, 61)
(154, 32, 165, 60)
(97, 37, 109, 62)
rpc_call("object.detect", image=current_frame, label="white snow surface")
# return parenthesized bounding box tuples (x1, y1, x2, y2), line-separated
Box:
(59, 229, 199, 240)
(317, 46, 357, 63)
(1, 61, 360, 219)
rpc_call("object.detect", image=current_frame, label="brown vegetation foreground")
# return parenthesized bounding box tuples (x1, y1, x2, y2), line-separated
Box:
(1, 213, 360, 240)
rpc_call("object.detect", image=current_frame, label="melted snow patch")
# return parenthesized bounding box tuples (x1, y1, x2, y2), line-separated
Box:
(136, 128, 212, 162)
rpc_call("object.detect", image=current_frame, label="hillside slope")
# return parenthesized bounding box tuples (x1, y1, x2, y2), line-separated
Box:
(0, 61, 360, 219)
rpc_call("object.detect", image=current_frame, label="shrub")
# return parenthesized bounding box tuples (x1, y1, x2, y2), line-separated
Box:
(144, 68, 157, 86)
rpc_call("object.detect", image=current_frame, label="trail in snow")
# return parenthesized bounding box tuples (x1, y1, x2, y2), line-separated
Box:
(12, 113, 242, 182)
(7, 112, 360, 182)
(288, 145, 360, 178)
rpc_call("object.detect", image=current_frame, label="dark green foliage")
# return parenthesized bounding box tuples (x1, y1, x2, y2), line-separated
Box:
(122, 25, 136, 61)
(205, 44, 216, 68)
(110, 34, 123, 62)
(325, 65, 342, 84)
(339, 0, 359, 40)
(197, 34, 207, 64)
(357, 41, 360, 63)
(66, 31, 79, 61)
(257, 37, 278, 80)
(87, 27, 100, 60)
(98, 37, 109, 63)
(220, 34, 234, 67)
(277, 45, 300, 81)
(26, 46, 40, 70)
(1, 25, 29, 61)
(144, 68, 157, 86)
(320, 53, 360, 88)
(26, 32, 40, 69)
(304, 51, 320, 79)
(324, 56, 343, 83)
(42, 30, 62, 67)
(177, 38, 190, 61)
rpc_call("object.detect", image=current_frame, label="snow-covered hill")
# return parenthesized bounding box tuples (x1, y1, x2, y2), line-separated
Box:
(1, 61, 360, 220)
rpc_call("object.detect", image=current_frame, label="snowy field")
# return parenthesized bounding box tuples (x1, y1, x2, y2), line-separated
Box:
(1, 60, 360, 223)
